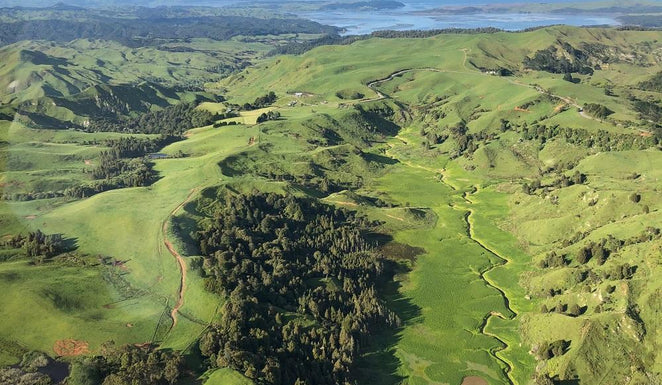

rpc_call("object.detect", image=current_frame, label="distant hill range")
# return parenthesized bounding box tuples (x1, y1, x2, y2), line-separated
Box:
(0, 4, 339, 47)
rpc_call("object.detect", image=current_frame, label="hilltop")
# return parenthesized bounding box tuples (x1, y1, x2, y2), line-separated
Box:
(0, 24, 661, 385)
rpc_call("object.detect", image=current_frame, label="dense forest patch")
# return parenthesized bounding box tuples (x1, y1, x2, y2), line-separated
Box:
(88, 102, 222, 135)
(194, 190, 402, 385)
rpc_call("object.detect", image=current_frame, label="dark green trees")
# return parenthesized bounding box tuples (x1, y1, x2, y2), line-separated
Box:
(195, 191, 398, 385)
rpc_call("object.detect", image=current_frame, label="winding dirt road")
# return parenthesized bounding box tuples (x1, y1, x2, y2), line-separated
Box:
(162, 188, 199, 329)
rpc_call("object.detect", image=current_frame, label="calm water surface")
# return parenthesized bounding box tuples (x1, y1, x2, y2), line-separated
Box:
(295, 0, 620, 34)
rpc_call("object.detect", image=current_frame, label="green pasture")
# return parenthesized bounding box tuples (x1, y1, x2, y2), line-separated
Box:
(2, 25, 662, 385)
(0, 123, 258, 360)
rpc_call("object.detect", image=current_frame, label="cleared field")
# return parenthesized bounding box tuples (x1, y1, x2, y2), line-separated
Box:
(0, 122, 259, 361)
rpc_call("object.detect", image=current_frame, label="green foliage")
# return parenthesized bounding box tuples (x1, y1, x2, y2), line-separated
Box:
(638, 71, 662, 92)
(633, 99, 662, 122)
(563, 72, 579, 83)
(68, 358, 102, 385)
(582, 103, 614, 119)
(60, 136, 181, 199)
(536, 340, 570, 360)
(268, 28, 503, 56)
(629, 192, 641, 203)
(73, 344, 183, 385)
(239, 92, 278, 111)
(3, 23, 662, 385)
(524, 43, 594, 74)
(1, 230, 70, 261)
(539, 251, 569, 268)
(195, 191, 399, 385)
(0, 12, 337, 47)
(0, 367, 51, 385)
(256, 111, 281, 123)
(335, 90, 365, 100)
(521, 124, 655, 150)
(89, 102, 219, 135)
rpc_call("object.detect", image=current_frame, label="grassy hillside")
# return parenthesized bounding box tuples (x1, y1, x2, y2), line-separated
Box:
(205, 25, 662, 385)
(1, 25, 661, 385)
(0, 38, 273, 127)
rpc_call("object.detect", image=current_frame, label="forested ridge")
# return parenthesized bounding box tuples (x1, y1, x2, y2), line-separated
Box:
(0, 15, 338, 47)
(195, 191, 400, 385)
(88, 102, 221, 135)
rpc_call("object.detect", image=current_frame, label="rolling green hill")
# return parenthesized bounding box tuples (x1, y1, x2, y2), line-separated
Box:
(0, 38, 273, 127)
(1, 25, 661, 385)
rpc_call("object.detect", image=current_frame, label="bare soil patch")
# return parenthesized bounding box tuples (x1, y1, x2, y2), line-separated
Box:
(53, 339, 89, 356)
(461, 376, 488, 385)
(554, 103, 566, 112)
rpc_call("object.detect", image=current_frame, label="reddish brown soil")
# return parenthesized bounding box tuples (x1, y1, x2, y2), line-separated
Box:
(53, 339, 89, 356)
(461, 376, 488, 385)
(162, 188, 199, 329)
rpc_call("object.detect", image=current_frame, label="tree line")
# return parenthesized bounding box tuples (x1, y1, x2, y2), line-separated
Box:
(1, 136, 178, 201)
(68, 343, 182, 385)
(1, 229, 68, 263)
(638, 71, 662, 92)
(67, 136, 179, 199)
(256, 110, 281, 123)
(269, 28, 503, 56)
(194, 191, 399, 385)
(88, 102, 221, 135)
(228, 92, 278, 111)
(582, 103, 614, 119)
(521, 123, 659, 150)
(524, 43, 594, 75)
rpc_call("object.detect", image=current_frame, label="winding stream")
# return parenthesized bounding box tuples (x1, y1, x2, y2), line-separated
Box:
(460, 193, 516, 385)
(365, 68, 520, 383)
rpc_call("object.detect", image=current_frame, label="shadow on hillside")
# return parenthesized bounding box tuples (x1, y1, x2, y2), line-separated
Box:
(18, 111, 70, 129)
(554, 380, 581, 385)
(61, 236, 78, 252)
(355, 233, 423, 385)
(170, 214, 200, 257)
(361, 152, 399, 165)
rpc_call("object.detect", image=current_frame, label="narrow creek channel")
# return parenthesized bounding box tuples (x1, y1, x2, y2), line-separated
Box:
(459, 189, 516, 385)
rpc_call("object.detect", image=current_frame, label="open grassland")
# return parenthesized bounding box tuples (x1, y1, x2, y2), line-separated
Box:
(0, 121, 259, 362)
(1, 122, 146, 199)
(1, 25, 661, 385)
(202, 368, 255, 385)
(0, 38, 271, 105)
(205, 26, 662, 384)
